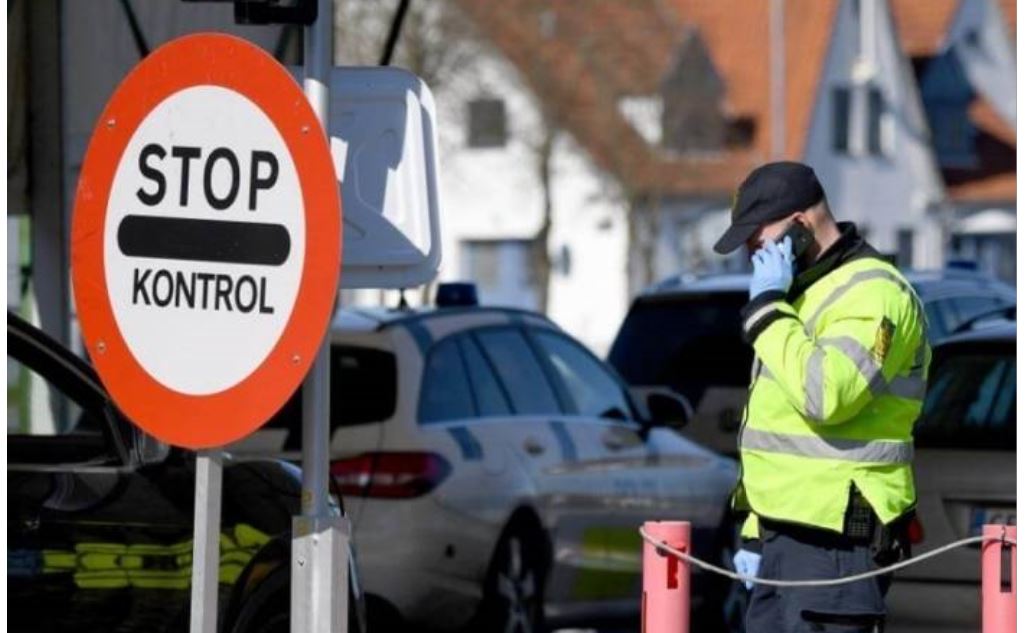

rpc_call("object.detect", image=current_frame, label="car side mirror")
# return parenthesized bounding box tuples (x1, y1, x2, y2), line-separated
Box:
(630, 386, 693, 430)
(130, 424, 172, 465)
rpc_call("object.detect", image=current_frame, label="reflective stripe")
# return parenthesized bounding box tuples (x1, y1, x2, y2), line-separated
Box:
(404, 320, 434, 355)
(745, 303, 780, 332)
(549, 421, 577, 461)
(805, 268, 931, 369)
(820, 336, 888, 395)
(819, 336, 925, 401)
(799, 266, 931, 407)
(740, 427, 913, 464)
(804, 348, 825, 419)
(447, 426, 484, 460)
(758, 364, 775, 380)
(803, 267, 927, 331)
(888, 375, 927, 400)
(750, 358, 763, 382)
(805, 268, 911, 332)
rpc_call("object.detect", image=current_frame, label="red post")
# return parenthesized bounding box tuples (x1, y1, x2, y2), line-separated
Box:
(642, 521, 690, 633)
(982, 524, 1016, 633)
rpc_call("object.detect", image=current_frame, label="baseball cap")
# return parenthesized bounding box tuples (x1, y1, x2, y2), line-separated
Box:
(713, 161, 825, 254)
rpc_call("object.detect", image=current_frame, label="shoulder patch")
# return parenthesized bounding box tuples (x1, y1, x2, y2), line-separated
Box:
(873, 317, 895, 365)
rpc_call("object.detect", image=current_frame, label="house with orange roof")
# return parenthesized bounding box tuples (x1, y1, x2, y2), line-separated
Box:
(422, 0, 1014, 351)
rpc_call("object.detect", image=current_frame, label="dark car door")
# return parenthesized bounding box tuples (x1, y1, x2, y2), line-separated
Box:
(8, 321, 196, 633)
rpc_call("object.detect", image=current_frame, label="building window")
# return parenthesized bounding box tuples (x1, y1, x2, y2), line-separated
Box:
(466, 98, 508, 148)
(916, 49, 977, 168)
(461, 239, 539, 310)
(832, 87, 851, 153)
(929, 105, 976, 167)
(832, 85, 889, 157)
(867, 87, 885, 156)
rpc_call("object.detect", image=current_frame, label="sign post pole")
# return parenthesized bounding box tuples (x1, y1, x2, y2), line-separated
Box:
(189, 450, 223, 633)
(293, 0, 350, 632)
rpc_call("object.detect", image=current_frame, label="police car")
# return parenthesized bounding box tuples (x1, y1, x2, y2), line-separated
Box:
(229, 285, 740, 632)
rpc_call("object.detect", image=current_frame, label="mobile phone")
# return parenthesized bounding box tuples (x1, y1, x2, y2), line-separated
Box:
(775, 221, 815, 259)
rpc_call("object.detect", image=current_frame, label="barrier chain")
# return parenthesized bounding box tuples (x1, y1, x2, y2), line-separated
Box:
(640, 526, 1016, 588)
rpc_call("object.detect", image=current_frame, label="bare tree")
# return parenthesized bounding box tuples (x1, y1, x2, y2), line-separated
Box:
(527, 122, 558, 313)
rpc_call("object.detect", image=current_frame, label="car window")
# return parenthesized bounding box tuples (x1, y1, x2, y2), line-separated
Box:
(419, 338, 476, 424)
(7, 355, 116, 464)
(330, 345, 398, 426)
(475, 328, 561, 415)
(458, 335, 512, 417)
(923, 301, 948, 343)
(915, 349, 1015, 451)
(924, 295, 1004, 341)
(949, 296, 1005, 328)
(607, 293, 751, 406)
(531, 330, 632, 421)
(265, 345, 398, 431)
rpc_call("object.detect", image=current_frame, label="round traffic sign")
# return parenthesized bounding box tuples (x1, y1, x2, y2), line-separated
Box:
(72, 33, 341, 449)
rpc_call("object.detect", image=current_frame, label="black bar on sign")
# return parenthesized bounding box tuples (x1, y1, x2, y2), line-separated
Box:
(117, 215, 291, 266)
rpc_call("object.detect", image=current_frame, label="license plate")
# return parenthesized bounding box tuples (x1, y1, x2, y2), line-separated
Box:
(969, 506, 1017, 537)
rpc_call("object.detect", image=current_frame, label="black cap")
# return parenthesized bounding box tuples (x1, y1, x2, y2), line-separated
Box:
(713, 161, 825, 254)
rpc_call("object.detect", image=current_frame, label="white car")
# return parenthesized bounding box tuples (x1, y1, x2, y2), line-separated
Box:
(230, 301, 739, 632)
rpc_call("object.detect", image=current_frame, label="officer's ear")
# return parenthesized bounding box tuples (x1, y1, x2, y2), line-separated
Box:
(793, 210, 814, 231)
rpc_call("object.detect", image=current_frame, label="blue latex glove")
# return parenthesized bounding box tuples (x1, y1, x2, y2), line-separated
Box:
(733, 548, 762, 590)
(749, 236, 795, 299)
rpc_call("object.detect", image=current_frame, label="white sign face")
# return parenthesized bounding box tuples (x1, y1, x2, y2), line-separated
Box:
(103, 86, 305, 395)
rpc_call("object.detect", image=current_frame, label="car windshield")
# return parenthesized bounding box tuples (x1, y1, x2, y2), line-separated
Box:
(914, 345, 1015, 451)
(607, 292, 751, 405)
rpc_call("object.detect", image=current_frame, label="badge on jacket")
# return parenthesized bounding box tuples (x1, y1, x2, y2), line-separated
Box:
(873, 317, 896, 365)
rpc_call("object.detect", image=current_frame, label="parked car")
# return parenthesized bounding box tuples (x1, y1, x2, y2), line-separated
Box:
(6, 311, 366, 633)
(607, 267, 1016, 455)
(887, 320, 1016, 632)
(228, 294, 741, 632)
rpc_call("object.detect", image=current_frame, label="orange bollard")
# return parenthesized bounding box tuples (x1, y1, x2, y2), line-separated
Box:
(642, 521, 690, 633)
(982, 524, 1016, 633)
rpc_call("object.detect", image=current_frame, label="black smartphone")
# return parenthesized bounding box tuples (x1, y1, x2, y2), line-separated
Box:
(775, 220, 815, 259)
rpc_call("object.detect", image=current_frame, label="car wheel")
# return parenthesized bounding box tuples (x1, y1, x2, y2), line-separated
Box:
(229, 567, 365, 633)
(229, 569, 289, 633)
(475, 523, 548, 633)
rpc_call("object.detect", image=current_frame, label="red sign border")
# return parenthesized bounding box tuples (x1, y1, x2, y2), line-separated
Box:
(71, 33, 341, 449)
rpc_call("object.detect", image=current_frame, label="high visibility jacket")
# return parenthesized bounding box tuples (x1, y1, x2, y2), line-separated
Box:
(734, 248, 929, 534)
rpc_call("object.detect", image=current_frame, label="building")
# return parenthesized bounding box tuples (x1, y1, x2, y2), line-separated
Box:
(417, 0, 1015, 353)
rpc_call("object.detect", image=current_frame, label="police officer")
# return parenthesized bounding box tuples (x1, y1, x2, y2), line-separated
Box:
(714, 162, 928, 632)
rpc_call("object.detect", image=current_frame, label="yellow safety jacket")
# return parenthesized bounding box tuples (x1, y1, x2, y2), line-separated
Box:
(734, 227, 929, 535)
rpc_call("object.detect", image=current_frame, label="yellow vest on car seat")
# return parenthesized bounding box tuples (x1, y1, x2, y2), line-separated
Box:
(734, 256, 929, 534)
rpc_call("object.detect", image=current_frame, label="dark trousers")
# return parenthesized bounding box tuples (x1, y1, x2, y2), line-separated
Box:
(746, 522, 891, 633)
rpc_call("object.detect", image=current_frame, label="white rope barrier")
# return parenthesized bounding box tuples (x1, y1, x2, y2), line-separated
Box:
(639, 526, 1016, 588)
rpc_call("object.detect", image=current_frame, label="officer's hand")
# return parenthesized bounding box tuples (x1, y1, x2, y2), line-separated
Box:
(749, 236, 795, 299)
(733, 548, 762, 590)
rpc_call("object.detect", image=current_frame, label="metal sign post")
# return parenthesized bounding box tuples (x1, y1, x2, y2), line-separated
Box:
(190, 450, 223, 633)
(293, 0, 351, 631)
